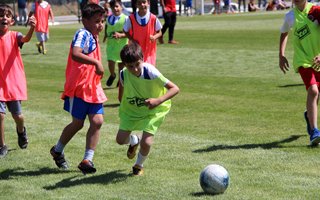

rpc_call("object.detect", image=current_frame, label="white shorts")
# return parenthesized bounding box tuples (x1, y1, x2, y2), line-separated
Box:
(36, 32, 49, 42)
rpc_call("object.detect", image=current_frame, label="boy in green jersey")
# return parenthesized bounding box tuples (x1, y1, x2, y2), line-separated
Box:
(279, 0, 320, 145)
(116, 42, 179, 175)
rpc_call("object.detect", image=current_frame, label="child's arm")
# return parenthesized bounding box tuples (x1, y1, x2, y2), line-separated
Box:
(49, 7, 55, 24)
(113, 31, 127, 39)
(118, 82, 124, 102)
(124, 30, 135, 41)
(103, 24, 108, 43)
(150, 30, 162, 42)
(21, 16, 36, 43)
(72, 47, 104, 76)
(145, 81, 180, 109)
(279, 32, 289, 74)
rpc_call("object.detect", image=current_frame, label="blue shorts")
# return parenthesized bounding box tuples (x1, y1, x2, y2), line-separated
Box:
(64, 97, 104, 120)
(0, 101, 22, 115)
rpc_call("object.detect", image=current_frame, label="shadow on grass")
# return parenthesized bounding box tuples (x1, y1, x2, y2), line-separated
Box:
(193, 135, 306, 153)
(43, 170, 128, 190)
(278, 84, 304, 88)
(0, 167, 72, 179)
(103, 103, 120, 108)
(190, 191, 221, 197)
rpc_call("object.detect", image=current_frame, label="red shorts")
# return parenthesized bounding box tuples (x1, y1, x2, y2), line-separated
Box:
(299, 67, 320, 90)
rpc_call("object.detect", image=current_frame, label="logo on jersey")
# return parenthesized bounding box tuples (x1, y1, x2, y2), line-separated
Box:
(294, 24, 310, 40)
(127, 96, 147, 107)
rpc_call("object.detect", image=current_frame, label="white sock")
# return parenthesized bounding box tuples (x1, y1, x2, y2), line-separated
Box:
(129, 134, 139, 146)
(135, 152, 147, 167)
(83, 149, 95, 162)
(54, 140, 65, 153)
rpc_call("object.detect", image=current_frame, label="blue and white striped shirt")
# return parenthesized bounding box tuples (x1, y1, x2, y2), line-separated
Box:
(71, 28, 97, 55)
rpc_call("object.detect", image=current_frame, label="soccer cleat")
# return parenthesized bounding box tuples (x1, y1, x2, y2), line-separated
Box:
(168, 40, 179, 44)
(17, 127, 28, 149)
(36, 42, 42, 53)
(50, 146, 69, 169)
(304, 111, 311, 135)
(127, 137, 140, 159)
(43, 49, 47, 55)
(78, 159, 97, 174)
(158, 36, 164, 44)
(310, 128, 320, 146)
(0, 145, 8, 158)
(132, 164, 144, 176)
(106, 74, 116, 87)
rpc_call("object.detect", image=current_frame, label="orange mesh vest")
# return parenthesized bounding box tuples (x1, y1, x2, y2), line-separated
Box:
(129, 13, 157, 66)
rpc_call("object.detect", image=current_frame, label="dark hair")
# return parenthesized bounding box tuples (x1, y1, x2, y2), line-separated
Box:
(0, 4, 13, 18)
(120, 42, 144, 64)
(109, 0, 122, 8)
(81, 3, 105, 19)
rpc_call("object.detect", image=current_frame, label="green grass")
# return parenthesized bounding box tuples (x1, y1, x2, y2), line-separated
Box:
(1, 11, 319, 199)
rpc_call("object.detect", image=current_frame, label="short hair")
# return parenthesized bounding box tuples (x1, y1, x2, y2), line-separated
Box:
(120, 42, 144, 64)
(81, 3, 105, 19)
(0, 4, 14, 19)
(109, 0, 122, 8)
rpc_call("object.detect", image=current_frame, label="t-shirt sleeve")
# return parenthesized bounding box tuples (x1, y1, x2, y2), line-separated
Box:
(123, 17, 132, 32)
(155, 18, 162, 31)
(16, 32, 24, 48)
(72, 29, 95, 54)
(280, 10, 294, 33)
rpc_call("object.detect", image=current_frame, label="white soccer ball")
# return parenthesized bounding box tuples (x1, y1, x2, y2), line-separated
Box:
(199, 164, 229, 195)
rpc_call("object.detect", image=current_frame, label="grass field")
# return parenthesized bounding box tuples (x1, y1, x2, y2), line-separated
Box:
(1, 11, 320, 199)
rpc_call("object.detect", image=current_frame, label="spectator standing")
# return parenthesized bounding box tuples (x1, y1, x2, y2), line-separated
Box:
(18, 0, 28, 25)
(159, 0, 178, 44)
(239, 0, 246, 12)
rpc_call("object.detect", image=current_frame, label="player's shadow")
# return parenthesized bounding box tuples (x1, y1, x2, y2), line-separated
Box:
(278, 83, 304, 88)
(103, 103, 120, 108)
(193, 135, 305, 153)
(43, 170, 128, 190)
(0, 167, 72, 179)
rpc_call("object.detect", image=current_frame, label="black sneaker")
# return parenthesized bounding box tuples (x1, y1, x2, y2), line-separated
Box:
(0, 145, 8, 158)
(50, 146, 69, 169)
(78, 159, 96, 174)
(106, 74, 116, 87)
(17, 127, 28, 149)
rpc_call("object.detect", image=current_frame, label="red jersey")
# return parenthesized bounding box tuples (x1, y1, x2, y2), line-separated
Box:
(128, 13, 158, 65)
(35, 1, 51, 33)
(62, 38, 107, 103)
(0, 31, 27, 101)
(163, 0, 176, 12)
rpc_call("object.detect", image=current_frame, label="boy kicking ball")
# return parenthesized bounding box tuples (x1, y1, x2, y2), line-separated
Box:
(116, 42, 179, 175)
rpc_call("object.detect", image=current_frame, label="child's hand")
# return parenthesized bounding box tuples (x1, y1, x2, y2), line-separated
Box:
(145, 98, 161, 109)
(95, 61, 104, 76)
(150, 35, 156, 42)
(312, 55, 320, 72)
(28, 16, 36, 28)
(279, 55, 289, 74)
(113, 32, 122, 39)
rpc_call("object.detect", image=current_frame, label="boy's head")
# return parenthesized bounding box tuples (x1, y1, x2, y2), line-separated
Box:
(81, 4, 105, 35)
(0, 4, 15, 33)
(136, 0, 149, 14)
(109, 0, 123, 16)
(81, 3, 105, 20)
(121, 42, 144, 76)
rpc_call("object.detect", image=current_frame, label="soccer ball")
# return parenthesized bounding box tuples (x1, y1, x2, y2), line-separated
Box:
(199, 164, 229, 195)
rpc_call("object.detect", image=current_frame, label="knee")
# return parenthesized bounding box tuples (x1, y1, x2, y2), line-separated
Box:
(116, 135, 128, 145)
(308, 85, 319, 97)
(140, 138, 153, 149)
(12, 114, 24, 123)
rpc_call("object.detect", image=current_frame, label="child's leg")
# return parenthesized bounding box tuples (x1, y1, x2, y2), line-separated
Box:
(85, 114, 103, 152)
(11, 113, 24, 133)
(106, 60, 117, 86)
(0, 113, 5, 147)
(57, 117, 84, 148)
(307, 84, 319, 130)
(108, 60, 116, 77)
(134, 131, 153, 167)
(116, 129, 132, 145)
